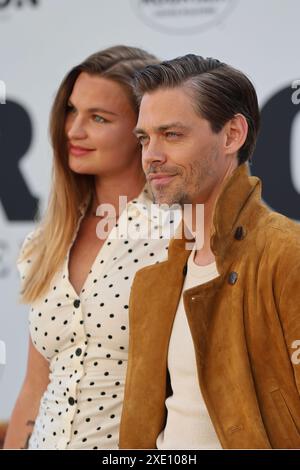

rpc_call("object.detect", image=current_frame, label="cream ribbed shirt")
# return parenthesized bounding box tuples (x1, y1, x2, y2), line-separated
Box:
(157, 246, 221, 449)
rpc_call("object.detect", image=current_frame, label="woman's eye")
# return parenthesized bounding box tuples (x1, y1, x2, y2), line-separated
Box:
(66, 103, 76, 114)
(93, 115, 106, 123)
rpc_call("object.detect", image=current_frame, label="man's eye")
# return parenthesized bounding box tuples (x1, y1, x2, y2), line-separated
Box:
(93, 115, 106, 123)
(165, 132, 180, 138)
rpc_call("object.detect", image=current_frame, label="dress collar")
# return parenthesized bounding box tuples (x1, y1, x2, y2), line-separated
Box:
(78, 183, 180, 229)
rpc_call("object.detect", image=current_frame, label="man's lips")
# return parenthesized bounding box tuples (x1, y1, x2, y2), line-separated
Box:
(147, 173, 177, 186)
(68, 144, 95, 156)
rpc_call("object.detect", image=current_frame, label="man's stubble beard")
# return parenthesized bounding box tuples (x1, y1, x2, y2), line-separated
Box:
(150, 177, 190, 207)
(149, 145, 219, 207)
(151, 163, 211, 207)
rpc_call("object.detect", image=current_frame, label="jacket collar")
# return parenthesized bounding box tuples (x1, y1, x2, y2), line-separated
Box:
(211, 163, 262, 260)
(167, 163, 263, 267)
(212, 163, 260, 236)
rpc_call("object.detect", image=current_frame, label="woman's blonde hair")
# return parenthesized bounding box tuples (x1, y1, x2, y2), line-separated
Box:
(20, 45, 158, 303)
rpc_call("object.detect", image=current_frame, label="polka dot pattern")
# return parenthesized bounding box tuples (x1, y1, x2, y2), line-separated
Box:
(17, 186, 180, 450)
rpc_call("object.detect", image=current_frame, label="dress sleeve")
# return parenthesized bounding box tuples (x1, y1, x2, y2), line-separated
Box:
(17, 228, 41, 284)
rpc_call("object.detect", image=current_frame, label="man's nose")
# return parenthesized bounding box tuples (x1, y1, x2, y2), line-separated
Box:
(142, 141, 167, 170)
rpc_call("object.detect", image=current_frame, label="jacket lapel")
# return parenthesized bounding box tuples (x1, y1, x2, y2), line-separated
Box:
(120, 233, 192, 447)
(180, 164, 271, 448)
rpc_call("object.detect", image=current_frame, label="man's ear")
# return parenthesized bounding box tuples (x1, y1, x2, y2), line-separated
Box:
(223, 113, 248, 156)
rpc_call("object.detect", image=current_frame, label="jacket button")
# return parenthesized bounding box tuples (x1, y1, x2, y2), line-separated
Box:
(73, 299, 80, 308)
(75, 348, 82, 356)
(228, 271, 238, 285)
(68, 397, 75, 406)
(234, 226, 245, 240)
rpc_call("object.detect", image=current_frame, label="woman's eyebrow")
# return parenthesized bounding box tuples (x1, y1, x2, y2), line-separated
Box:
(68, 100, 118, 116)
(87, 107, 118, 116)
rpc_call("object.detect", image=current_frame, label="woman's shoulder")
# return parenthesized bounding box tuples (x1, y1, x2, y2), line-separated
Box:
(17, 227, 42, 279)
(18, 226, 42, 256)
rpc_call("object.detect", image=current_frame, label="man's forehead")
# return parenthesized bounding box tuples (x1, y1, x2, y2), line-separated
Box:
(136, 88, 198, 132)
(139, 86, 189, 107)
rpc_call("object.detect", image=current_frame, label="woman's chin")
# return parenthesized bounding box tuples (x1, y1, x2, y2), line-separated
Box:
(68, 159, 96, 176)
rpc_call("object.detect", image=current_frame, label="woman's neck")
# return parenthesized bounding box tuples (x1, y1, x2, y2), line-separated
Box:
(90, 167, 146, 218)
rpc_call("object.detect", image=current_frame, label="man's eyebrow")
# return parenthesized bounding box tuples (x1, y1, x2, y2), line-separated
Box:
(68, 100, 118, 116)
(156, 123, 190, 132)
(133, 127, 146, 136)
(134, 122, 189, 135)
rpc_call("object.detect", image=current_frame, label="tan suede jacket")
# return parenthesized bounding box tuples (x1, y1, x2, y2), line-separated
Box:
(119, 163, 300, 449)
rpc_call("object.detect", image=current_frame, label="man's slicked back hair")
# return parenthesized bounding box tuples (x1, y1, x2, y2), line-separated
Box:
(133, 54, 260, 164)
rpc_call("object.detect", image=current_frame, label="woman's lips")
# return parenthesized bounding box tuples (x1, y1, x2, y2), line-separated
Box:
(69, 144, 95, 157)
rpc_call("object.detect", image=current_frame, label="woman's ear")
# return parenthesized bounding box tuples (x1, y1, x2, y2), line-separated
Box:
(223, 113, 248, 156)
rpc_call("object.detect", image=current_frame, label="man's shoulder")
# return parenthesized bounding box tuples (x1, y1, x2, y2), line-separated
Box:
(253, 208, 300, 268)
(260, 210, 300, 244)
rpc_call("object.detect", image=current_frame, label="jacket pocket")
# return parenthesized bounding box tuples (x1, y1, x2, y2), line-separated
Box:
(270, 388, 300, 447)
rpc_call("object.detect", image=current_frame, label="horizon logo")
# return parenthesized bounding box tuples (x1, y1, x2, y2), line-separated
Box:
(252, 83, 300, 220)
(0, 0, 39, 8)
(0, 99, 39, 220)
(132, 0, 237, 35)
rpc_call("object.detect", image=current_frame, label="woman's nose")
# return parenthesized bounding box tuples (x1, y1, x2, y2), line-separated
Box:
(66, 116, 87, 140)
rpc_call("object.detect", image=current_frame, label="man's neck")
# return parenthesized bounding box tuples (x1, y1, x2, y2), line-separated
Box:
(193, 162, 238, 266)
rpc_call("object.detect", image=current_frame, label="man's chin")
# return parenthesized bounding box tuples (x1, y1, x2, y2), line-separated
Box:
(150, 182, 187, 206)
(153, 193, 179, 207)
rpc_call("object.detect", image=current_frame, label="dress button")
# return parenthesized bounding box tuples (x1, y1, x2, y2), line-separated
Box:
(68, 397, 75, 406)
(75, 348, 82, 356)
(73, 299, 80, 308)
(228, 271, 238, 285)
(234, 226, 245, 240)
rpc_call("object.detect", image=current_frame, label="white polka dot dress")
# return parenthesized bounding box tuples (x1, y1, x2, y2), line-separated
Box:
(17, 187, 181, 450)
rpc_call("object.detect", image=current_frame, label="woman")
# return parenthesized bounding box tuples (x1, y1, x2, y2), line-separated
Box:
(4, 45, 177, 450)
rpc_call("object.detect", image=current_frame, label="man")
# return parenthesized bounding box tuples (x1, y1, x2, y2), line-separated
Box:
(119, 55, 300, 449)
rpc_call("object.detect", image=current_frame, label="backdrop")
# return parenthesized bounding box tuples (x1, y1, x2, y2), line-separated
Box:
(0, 0, 299, 421)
